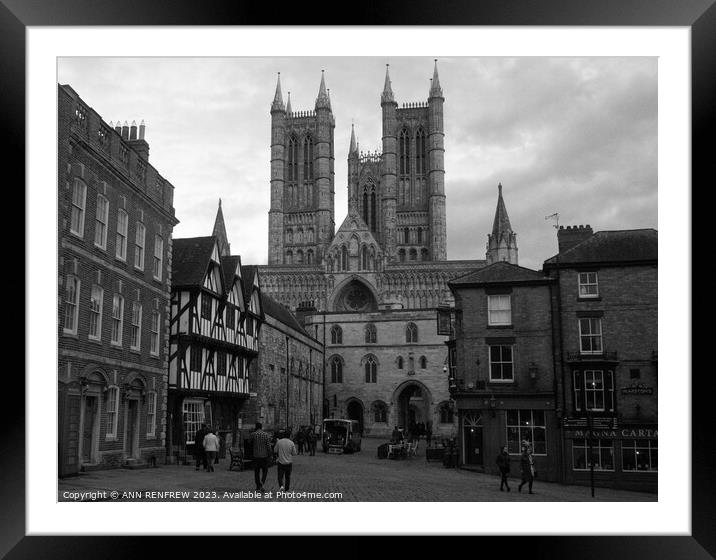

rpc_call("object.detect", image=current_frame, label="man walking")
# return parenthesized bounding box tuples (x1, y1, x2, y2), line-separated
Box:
(307, 426, 317, 456)
(496, 445, 511, 491)
(203, 428, 220, 472)
(194, 424, 209, 471)
(250, 422, 272, 492)
(274, 430, 298, 491)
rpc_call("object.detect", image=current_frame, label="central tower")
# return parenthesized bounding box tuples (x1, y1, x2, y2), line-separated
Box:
(268, 72, 336, 265)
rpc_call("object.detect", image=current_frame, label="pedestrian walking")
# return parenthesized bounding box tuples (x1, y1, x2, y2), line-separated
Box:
(307, 427, 317, 456)
(296, 428, 306, 455)
(391, 426, 401, 444)
(518, 445, 535, 494)
(249, 422, 272, 492)
(496, 445, 511, 491)
(203, 428, 220, 472)
(274, 430, 298, 492)
(194, 424, 209, 471)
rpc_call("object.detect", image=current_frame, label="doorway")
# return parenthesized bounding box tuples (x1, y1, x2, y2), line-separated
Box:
(81, 396, 98, 463)
(126, 399, 140, 459)
(462, 413, 484, 465)
(346, 400, 364, 434)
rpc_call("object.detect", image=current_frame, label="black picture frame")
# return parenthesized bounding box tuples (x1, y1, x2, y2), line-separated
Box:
(7, 0, 709, 555)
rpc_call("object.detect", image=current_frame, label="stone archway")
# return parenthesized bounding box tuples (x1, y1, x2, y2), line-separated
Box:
(346, 399, 364, 434)
(392, 380, 432, 434)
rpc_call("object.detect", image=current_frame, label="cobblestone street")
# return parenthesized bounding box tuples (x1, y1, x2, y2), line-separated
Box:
(58, 438, 656, 502)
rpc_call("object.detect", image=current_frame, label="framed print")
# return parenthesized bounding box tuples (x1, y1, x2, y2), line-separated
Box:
(7, 0, 711, 555)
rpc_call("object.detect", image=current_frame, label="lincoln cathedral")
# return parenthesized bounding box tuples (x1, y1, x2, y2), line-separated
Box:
(258, 61, 518, 437)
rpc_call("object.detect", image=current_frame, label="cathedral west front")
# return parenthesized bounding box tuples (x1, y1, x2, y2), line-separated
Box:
(258, 61, 518, 438)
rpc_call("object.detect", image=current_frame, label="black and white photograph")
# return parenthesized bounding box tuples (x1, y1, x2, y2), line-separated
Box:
(13, 17, 700, 545)
(54, 53, 659, 503)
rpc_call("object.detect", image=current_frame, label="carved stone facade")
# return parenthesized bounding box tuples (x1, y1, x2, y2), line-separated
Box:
(259, 62, 518, 439)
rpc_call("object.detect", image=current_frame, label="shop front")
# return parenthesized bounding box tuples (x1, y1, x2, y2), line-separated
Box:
(563, 423, 657, 493)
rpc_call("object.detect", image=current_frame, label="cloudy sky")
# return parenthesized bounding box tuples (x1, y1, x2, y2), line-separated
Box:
(57, 56, 657, 270)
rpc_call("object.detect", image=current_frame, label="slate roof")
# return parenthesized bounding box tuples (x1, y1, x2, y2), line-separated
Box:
(171, 237, 216, 288)
(220, 255, 242, 295)
(240, 265, 258, 307)
(449, 261, 549, 286)
(544, 229, 658, 266)
(261, 293, 308, 335)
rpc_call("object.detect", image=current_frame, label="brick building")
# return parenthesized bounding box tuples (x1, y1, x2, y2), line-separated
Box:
(58, 84, 178, 475)
(544, 226, 658, 492)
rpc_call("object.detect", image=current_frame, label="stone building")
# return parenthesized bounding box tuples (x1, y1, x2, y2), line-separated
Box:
(258, 62, 494, 438)
(57, 84, 178, 475)
(248, 293, 325, 434)
(543, 226, 658, 492)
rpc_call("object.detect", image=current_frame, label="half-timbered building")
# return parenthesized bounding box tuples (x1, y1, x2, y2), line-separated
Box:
(167, 235, 263, 461)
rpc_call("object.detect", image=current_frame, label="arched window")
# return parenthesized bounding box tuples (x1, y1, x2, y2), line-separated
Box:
(399, 128, 410, 176)
(296, 249, 304, 264)
(397, 356, 404, 370)
(416, 127, 427, 175)
(327, 256, 334, 272)
(285, 250, 293, 265)
(439, 402, 455, 424)
(421, 248, 429, 261)
(417, 227, 423, 244)
(406, 322, 418, 343)
(330, 325, 343, 345)
(409, 248, 418, 261)
(398, 249, 406, 262)
(303, 136, 314, 183)
(363, 190, 369, 226)
(307, 249, 313, 264)
(364, 355, 377, 383)
(370, 191, 377, 231)
(341, 245, 349, 271)
(308, 228, 314, 242)
(373, 401, 388, 423)
(330, 356, 343, 383)
(420, 356, 427, 369)
(364, 323, 377, 344)
(288, 136, 298, 183)
(404, 227, 410, 244)
(360, 245, 368, 270)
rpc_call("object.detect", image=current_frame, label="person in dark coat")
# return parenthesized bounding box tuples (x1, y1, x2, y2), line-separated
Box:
(425, 422, 433, 448)
(391, 426, 401, 444)
(307, 426, 318, 456)
(194, 424, 209, 471)
(496, 445, 511, 491)
(518, 445, 535, 494)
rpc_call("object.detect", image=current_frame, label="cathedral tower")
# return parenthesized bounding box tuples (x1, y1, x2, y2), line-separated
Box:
(486, 183, 518, 265)
(380, 61, 447, 264)
(268, 71, 336, 265)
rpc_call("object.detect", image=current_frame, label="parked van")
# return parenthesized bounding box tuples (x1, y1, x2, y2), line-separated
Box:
(322, 419, 362, 454)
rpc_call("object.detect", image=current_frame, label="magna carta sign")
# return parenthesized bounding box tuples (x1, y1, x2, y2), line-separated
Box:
(571, 428, 658, 439)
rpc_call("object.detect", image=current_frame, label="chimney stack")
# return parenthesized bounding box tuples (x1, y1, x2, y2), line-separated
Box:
(127, 119, 149, 161)
(121, 121, 129, 140)
(557, 225, 593, 254)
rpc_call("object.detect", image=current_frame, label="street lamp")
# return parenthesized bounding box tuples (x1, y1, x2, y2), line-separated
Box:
(489, 395, 497, 418)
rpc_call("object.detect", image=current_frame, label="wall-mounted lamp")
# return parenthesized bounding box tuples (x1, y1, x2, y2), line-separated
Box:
(489, 395, 497, 418)
(529, 362, 538, 380)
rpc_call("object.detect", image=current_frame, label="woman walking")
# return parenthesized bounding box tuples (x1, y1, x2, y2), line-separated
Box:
(518, 445, 535, 494)
(496, 446, 511, 491)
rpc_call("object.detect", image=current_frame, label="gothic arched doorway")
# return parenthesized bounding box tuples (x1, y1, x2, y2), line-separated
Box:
(394, 381, 432, 435)
(346, 400, 364, 435)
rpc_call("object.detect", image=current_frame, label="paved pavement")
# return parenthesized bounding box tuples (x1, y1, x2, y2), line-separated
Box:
(58, 437, 657, 502)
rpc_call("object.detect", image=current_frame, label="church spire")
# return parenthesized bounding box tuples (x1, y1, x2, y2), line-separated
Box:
(315, 70, 331, 110)
(285, 91, 292, 114)
(349, 122, 357, 154)
(429, 59, 443, 99)
(381, 64, 395, 104)
(271, 72, 285, 112)
(486, 183, 518, 265)
(213, 198, 231, 257)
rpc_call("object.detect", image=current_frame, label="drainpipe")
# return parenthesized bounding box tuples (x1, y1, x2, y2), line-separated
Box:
(285, 335, 290, 433)
(551, 261, 568, 485)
